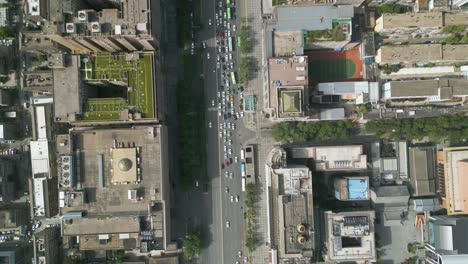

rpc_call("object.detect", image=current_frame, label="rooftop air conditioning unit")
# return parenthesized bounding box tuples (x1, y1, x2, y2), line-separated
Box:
(65, 23, 75, 33)
(90, 22, 100, 33)
(77, 11, 87, 21)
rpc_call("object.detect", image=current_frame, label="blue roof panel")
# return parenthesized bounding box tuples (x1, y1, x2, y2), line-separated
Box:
(348, 178, 369, 200)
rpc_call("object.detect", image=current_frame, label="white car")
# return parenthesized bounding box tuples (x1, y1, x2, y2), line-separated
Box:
(226, 221, 230, 228)
(225, 54, 229, 62)
(208, 122, 212, 128)
(208, 18, 212, 26)
(228, 148, 232, 155)
(240, 111, 244, 117)
(234, 156, 238, 163)
(229, 172, 233, 178)
(218, 91, 221, 97)
(233, 25, 236, 32)
(230, 62, 234, 69)
(218, 111, 222, 117)
(225, 171, 229, 178)
(223, 145, 227, 152)
(207, 52, 210, 59)
(235, 195, 239, 202)
(232, 123, 236, 130)
(225, 187, 229, 193)
(212, 100, 215, 106)
(239, 92, 243, 99)
(229, 53, 233, 61)
(230, 196, 234, 202)
(228, 139, 232, 146)
(219, 131, 223, 138)
(202, 42, 207, 49)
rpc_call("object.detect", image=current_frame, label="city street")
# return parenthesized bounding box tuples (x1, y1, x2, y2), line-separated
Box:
(160, 0, 259, 262)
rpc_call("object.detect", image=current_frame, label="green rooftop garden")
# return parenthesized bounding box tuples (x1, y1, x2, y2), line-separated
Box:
(80, 53, 155, 121)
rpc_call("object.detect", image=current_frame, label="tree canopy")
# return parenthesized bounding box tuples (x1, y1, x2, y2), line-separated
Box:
(183, 233, 202, 260)
(376, 4, 406, 14)
(365, 114, 468, 143)
(272, 120, 355, 143)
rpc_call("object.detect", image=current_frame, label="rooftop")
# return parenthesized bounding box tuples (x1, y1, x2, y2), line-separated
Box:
(375, 12, 468, 32)
(317, 81, 380, 103)
(272, 164, 314, 259)
(375, 13, 443, 31)
(290, 145, 367, 171)
(53, 54, 81, 122)
(320, 108, 345, 121)
(67, 126, 164, 216)
(383, 79, 468, 100)
(111, 148, 138, 184)
(30, 141, 50, 176)
(268, 56, 308, 117)
(80, 53, 155, 121)
(334, 176, 370, 201)
(273, 5, 354, 32)
(324, 211, 376, 262)
(441, 147, 468, 215)
(409, 146, 436, 197)
(63, 216, 140, 236)
(376, 44, 468, 64)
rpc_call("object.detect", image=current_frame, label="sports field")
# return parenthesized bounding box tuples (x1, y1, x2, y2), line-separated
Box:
(307, 46, 363, 83)
(81, 53, 154, 121)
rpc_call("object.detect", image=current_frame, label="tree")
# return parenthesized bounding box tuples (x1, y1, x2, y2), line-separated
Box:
(111, 250, 125, 264)
(239, 56, 255, 84)
(365, 114, 468, 143)
(376, 4, 406, 14)
(407, 243, 415, 253)
(0, 27, 12, 38)
(63, 256, 84, 264)
(183, 232, 202, 260)
(357, 104, 369, 115)
(272, 121, 355, 143)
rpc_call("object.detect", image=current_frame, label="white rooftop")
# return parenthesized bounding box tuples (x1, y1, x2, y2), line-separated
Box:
(35, 106, 47, 140)
(33, 178, 45, 217)
(30, 140, 50, 175)
(290, 146, 367, 171)
(324, 211, 376, 262)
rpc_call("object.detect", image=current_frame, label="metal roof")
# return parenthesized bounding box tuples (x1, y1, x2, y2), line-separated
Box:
(320, 108, 345, 120)
(273, 5, 354, 31)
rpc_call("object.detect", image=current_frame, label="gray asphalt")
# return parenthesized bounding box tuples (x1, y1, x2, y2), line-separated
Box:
(198, 0, 247, 263)
(157, 0, 248, 262)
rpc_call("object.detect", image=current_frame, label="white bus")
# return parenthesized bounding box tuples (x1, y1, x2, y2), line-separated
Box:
(242, 177, 246, 192)
(240, 149, 245, 160)
(228, 37, 233, 52)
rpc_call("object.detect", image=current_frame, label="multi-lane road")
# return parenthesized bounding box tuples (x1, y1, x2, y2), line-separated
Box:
(159, 0, 254, 262)
(198, 0, 250, 263)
